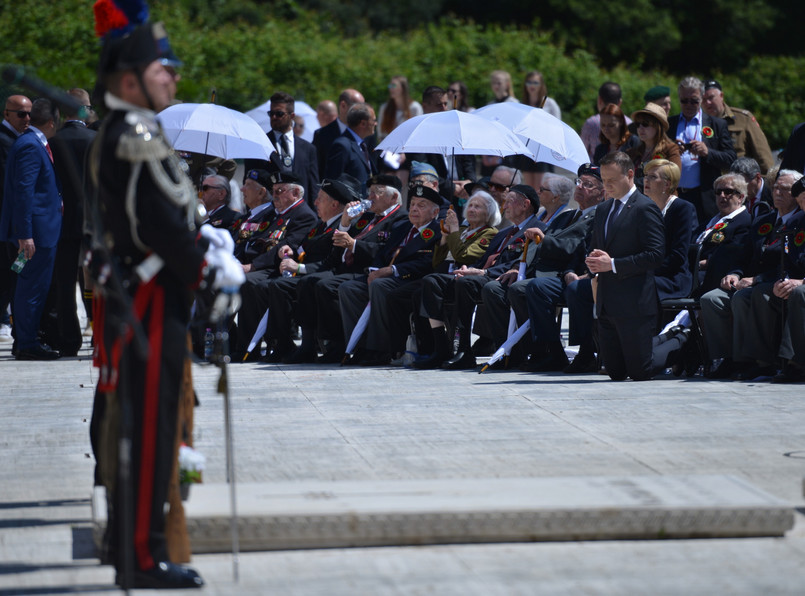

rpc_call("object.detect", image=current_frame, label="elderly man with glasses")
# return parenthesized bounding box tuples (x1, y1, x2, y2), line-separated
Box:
(668, 76, 736, 224)
(199, 174, 239, 230)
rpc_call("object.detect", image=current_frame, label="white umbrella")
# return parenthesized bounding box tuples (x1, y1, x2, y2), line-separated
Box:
(376, 110, 534, 159)
(345, 303, 372, 357)
(480, 321, 531, 374)
(158, 103, 275, 161)
(242, 309, 269, 361)
(246, 100, 319, 143)
(474, 103, 588, 172)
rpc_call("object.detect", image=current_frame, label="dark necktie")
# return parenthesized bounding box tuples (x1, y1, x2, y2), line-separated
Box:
(605, 200, 622, 239)
(278, 133, 289, 157)
(483, 227, 516, 270)
(360, 141, 371, 168)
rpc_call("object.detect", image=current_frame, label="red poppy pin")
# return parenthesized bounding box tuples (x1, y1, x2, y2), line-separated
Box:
(307, 228, 317, 239)
(420, 228, 435, 241)
(479, 238, 490, 247)
(714, 222, 727, 231)
(258, 222, 268, 232)
(653, 154, 663, 160)
(795, 231, 805, 247)
(702, 126, 714, 138)
(275, 218, 284, 227)
(355, 218, 369, 230)
(758, 223, 773, 236)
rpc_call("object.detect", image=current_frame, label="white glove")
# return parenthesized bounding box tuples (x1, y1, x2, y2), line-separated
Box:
(200, 223, 235, 254)
(205, 247, 245, 290)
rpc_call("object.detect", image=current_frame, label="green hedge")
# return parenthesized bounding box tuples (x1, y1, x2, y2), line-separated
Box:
(1, 2, 802, 149)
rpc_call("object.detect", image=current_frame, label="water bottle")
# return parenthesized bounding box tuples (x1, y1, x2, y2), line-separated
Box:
(281, 257, 294, 277)
(346, 199, 372, 218)
(10, 252, 27, 273)
(204, 328, 214, 361)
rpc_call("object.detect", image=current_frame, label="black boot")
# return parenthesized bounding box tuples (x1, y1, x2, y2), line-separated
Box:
(284, 327, 317, 363)
(412, 326, 451, 369)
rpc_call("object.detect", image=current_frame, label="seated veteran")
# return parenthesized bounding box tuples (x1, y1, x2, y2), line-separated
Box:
(411, 190, 500, 369)
(338, 183, 442, 366)
(693, 173, 752, 297)
(233, 168, 276, 265)
(199, 174, 240, 230)
(305, 174, 409, 363)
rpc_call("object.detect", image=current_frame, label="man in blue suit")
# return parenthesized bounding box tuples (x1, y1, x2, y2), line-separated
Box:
(0, 98, 62, 360)
(325, 102, 377, 190)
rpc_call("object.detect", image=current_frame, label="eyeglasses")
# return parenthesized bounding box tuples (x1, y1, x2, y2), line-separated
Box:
(714, 187, 739, 197)
(268, 110, 288, 118)
(488, 182, 509, 192)
(5, 109, 31, 118)
(636, 121, 656, 128)
(773, 184, 792, 193)
(201, 184, 225, 192)
(574, 178, 600, 190)
(680, 98, 700, 105)
(525, 81, 541, 87)
(273, 185, 292, 194)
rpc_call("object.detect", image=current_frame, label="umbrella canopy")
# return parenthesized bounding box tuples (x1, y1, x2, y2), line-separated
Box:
(246, 100, 319, 143)
(158, 103, 275, 161)
(474, 103, 588, 172)
(376, 110, 534, 158)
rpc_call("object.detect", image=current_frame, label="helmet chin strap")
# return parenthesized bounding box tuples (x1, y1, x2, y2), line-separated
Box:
(134, 66, 156, 112)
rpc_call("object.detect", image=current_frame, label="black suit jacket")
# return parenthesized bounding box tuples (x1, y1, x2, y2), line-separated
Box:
(667, 112, 736, 191)
(731, 209, 805, 283)
(244, 133, 320, 206)
(527, 208, 593, 278)
(471, 214, 543, 279)
(203, 204, 240, 231)
(250, 200, 318, 272)
(590, 190, 665, 317)
(325, 130, 374, 188)
(50, 121, 97, 240)
(312, 119, 342, 178)
(695, 208, 752, 296)
(655, 198, 697, 300)
(372, 218, 442, 280)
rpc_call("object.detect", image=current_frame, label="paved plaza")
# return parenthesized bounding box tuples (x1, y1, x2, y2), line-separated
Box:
(1, 336, 804, 595)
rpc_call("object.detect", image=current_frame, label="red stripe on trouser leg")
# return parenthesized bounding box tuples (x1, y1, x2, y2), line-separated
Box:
(134, 283, 165, 570)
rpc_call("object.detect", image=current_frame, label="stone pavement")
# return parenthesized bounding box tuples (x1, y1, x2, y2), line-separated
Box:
(1, 337, 805, 595)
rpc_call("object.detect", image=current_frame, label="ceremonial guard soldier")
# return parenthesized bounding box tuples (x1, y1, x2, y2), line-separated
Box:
(88, 1, 244, 588)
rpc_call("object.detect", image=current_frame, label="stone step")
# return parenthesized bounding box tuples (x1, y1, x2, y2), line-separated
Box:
(92, 475, 794, 553)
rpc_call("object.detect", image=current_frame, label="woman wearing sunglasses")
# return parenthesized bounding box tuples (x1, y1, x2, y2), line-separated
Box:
(628, 103, 681, 190)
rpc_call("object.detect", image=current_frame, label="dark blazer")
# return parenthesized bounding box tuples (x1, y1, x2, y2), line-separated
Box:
(233, 205, 276, 264)
(667, 112, 736, 191)
(695, 208, 752, 296)
(527, 208, 592, 278)
(244, 133, 320, 206)
(0, 130, 62, 248)
(731, 209, 805, 283)
(325, 130, 374, 188)
(471, 214, 544, 279)
(372, 218, 442, 280)
(655, 198, 697, 300)
(50, 121, 96, 240)
(780, 122, 805, 174)
(748, 180, 773, 221)
(590, 190, 665, 317)
(203, 204, 240, 231)
(250, 200, 318, 272)
(296, 218, 341, 275)
(312, 119, 342, 178)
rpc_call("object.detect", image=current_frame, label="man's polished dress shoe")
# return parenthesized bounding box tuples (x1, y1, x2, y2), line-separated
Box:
(443, 351, 476, 370)
(16, 344, 60, 361)
(117, 561, 204, 589)
(522, 353, 569, 372)
(319, 349, 344, 364)
(704, 358, 734, 379)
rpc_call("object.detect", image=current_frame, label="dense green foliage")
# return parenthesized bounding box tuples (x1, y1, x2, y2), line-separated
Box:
(0, 0, 803, 148)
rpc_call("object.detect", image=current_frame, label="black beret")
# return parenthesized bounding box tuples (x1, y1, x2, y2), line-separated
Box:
(321, 173, 363, 204)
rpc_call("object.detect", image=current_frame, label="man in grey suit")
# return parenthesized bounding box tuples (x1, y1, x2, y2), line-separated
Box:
(585, 151, 665, 381)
